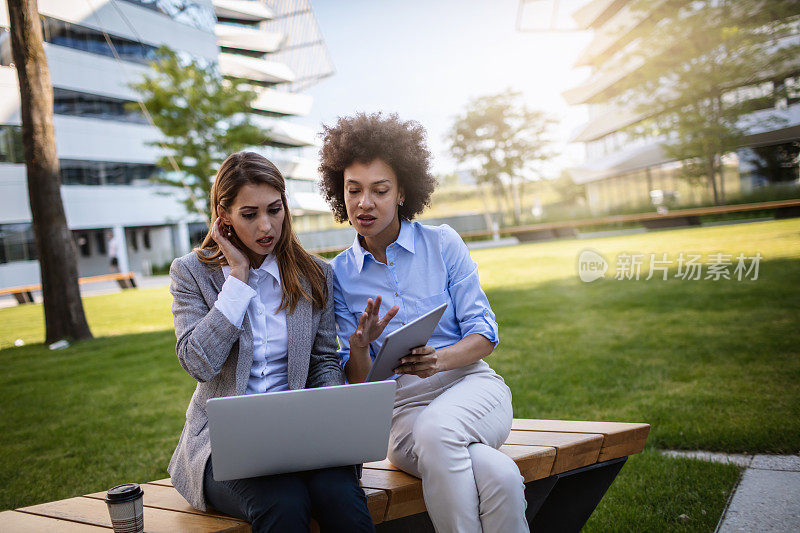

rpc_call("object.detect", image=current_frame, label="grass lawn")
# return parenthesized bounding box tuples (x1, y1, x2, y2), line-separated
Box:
(1, 219, 798, 530)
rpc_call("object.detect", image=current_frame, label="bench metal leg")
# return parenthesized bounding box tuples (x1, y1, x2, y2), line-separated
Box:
(116, 277, 137, 289)
(528, 457, 627, 532)
(13, 291, 34, 304)
(376, 457, 626, 532)
(375, 512, 435, 532)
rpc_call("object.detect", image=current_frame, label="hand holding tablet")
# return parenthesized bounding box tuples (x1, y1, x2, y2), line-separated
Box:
(366, 303, 448, 382)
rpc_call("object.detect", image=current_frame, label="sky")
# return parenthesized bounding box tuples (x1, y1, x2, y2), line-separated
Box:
(294, 0, 594, 178)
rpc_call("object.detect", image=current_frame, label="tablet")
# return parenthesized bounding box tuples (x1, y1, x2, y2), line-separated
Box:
(366, 302, 448, 382)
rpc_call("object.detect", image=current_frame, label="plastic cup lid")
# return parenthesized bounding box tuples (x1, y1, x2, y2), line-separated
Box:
(105, 483, 143, 503)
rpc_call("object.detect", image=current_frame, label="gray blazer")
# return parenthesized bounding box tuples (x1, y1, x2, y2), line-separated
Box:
(166, 251, 345, 511)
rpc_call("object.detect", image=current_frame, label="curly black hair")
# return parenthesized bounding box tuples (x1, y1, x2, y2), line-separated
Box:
(318, 112, 436, 223)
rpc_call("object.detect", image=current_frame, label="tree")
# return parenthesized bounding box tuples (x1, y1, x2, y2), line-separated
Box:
(551, 170, 586, 206)
(446, 90, 555, 225)
(130, 47, 269, 219)
(619, 0, 800, 204)
(8, 0, 92, 343)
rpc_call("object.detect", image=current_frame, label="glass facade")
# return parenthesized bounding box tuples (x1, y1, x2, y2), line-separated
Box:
(41, 16, 158, 65)
(584, 159, 742, 214)
(217, 17, 260, 28)
(60, 159, 163, 186)
(286, 178, 317, 194)
(0, 126, 24, 164)
(53, 88, 147, 124)
(0, 31, 11, 66)
(0, 224, 37, 264)
(117, 0, 216, 33)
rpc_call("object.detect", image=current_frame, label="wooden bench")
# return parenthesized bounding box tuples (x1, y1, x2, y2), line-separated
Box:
(0, 272, 137, 304)
(3, 418, 649, 531)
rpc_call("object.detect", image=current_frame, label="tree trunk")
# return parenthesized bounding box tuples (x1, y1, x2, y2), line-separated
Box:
(706, 155, 720, 205)
(717, 153, 726, 204)
(488, 177, 507, 223)
(8, 0, 92, 342)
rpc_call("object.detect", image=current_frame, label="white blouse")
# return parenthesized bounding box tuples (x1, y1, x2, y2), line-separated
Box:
(214, 254, 289, 394)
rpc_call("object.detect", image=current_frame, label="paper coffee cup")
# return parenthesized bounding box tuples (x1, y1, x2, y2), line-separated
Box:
(105, 483, 144, 533)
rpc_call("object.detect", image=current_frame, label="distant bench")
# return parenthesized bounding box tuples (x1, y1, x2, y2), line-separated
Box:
(3, 418, 650, 532)
(461, 198, 800, 243)
(0, 272, 137, 305)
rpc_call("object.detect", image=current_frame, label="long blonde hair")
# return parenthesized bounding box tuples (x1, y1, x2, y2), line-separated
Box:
(195, 152, 326, 312)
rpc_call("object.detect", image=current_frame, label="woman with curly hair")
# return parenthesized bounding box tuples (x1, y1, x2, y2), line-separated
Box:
(320, 113, 528, 533)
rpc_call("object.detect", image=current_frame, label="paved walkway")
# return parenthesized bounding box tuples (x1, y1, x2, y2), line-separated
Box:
(662, 450, 800, 532)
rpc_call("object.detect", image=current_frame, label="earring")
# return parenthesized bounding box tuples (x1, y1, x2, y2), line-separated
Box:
(398, 201, 404, 207)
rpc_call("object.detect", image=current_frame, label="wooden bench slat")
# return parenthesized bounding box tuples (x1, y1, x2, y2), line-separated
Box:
(505, 430, 603, 474)
(360, 468, 425, 521)
(84, 484, 240, 521)
(0, 272, 137, 301)
(367, 443, 558, 485)
(0, 510, 111, 532)
(108, 479, 388, 526)
(363, 459, 400, 471)
(77, 272, 136, 285)
(0, 285, 40, 296)
(14, 420, 650, 531)
(499, 444, 557, 482)
(511, 419, 651, 461)
(19, 496, 248, 532)
(363, 488, 389, 525)
(511, 419, 650, 447)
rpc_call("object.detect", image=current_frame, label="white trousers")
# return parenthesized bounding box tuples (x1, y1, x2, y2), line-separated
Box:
(387, 361, 529, 533)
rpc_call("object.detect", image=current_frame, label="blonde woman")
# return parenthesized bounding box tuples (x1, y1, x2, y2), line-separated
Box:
(167, 151, 374, 532)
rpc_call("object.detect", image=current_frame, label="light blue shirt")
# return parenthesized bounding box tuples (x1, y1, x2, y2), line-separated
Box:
(331, 220, 499, 370)
(214, 254, 290, 394)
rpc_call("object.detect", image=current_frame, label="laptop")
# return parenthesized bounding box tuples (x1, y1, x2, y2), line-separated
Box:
(206, 380, 396, 481)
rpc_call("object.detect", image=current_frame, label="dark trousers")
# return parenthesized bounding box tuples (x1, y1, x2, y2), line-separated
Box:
(203, 457, 375, 533)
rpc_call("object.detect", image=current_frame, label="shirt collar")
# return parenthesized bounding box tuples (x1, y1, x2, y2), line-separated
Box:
(257, 253, 281, 286)
(352, 219, 415, 273)
(395, 219, 415, 254)
(221, 254, 281, 286)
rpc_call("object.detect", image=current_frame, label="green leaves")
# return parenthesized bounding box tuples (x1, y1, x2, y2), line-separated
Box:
(129, 46, 270, 219)
(614, 0, 800, 204)
(446, 89, 556, 224)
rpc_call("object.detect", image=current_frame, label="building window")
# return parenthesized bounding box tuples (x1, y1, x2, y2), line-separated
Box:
(217, 17, 261, 28)
(0, 29, 12, 66)
(75, 232, 91, 257)
(188, 222, 209, 248)
(286, 178, 317, 194)
(0, 224, 37, 264)
(143, 229, 151, 249)
(220, 46, 267, 59)
(95, 232, 107, 254)
(117, 1, 216, 33)
(59, 159, 162, 186)
(128, 230, 139, 251)
(53, 88, 147, 124)
(40, 16, 158, 65)
(0, 125, 24, 164)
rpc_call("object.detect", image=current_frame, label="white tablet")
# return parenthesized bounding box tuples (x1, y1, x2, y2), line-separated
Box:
(366, 303, 448, 382)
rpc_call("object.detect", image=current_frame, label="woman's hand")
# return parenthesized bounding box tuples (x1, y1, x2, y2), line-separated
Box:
(349, 295, 399, 349)
(211, 217, 249, 283)
(394, 345, 443, 378)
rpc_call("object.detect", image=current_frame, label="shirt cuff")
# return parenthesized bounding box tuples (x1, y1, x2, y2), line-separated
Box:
(461, 313, 500, 347)
(338, 349, 350, 372)
(214, 275, 256, 329)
